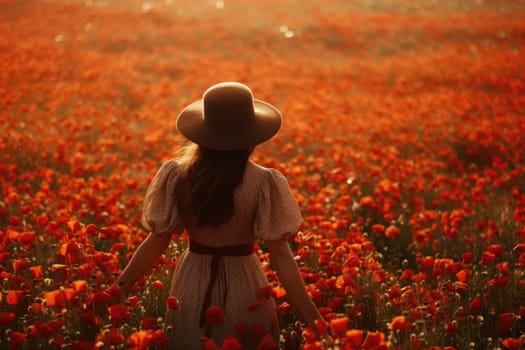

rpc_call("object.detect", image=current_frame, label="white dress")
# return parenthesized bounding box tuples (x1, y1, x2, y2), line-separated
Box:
(142, 160, 303, 349)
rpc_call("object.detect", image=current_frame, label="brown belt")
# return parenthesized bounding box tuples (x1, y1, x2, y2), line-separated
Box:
(188, 240, 254, 332)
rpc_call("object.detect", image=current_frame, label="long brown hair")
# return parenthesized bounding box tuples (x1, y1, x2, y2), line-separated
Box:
(175, 144, 253, 228)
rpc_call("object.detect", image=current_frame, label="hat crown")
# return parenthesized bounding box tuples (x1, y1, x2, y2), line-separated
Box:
(203, 82, 255, 128)
(176, 81, 281, 150)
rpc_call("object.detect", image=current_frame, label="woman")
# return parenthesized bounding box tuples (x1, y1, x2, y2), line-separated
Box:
(114, 82, 324, 349)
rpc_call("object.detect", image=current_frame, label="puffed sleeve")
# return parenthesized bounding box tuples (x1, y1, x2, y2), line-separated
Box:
(254, 168, 303, 241)
(141, 159, 184, 235)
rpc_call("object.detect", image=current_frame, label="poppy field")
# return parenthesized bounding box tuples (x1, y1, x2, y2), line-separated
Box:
(1, 0, 525, 349)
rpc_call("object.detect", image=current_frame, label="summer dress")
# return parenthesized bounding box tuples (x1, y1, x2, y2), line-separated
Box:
(142, 159, 303, 349)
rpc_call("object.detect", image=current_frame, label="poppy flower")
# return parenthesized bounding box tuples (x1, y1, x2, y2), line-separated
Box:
(488, 244, 504, 257)
(385, 225, 401, 238)
(455, 269, 470, 283)
(141, 317, 156, 330)
(201, 337, 219, 350)
(345, 329, 365, 349)
(128, 330, 152, 350)
(217, 336, 242, 350)
(73, 280, 88, 293)
(389, 316, 410, 331)
(373, 269, 386, 283)
(9, 331, 26, 350)
(314, 318, 329, 336)
(371, 224, 385, 236)
(502, 337, 523, 350)
(248, 323, 267, 341)
(17, 231, 35, 246)
(480, 251, 496, 264)
(470, 297, 481, 316)
(108, 304, 131, 324)
(256, 334, 279, 350)
(330, 316, 349, 336)
(29, 265, 43, 279)
(361, 331, 387, 348)
(0, 312, 15, 326)
(303, 342, 322, 350)
(205, 305, 224, 325)
(99, 326, 125, 346)
(91, 291, 112, 305)
(150, 330, 168, 347)
(12, 259, 29, 271)
(151, 279, 164, 290)
(7, 290, 24, 305)
(166, 296, 180, 310)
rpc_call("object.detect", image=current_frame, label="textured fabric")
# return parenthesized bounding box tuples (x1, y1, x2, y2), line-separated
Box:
(141, 160, 303, 349)
(142, 160, 185, 235)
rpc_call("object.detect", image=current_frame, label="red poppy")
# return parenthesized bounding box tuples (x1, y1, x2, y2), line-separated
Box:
(373, 269, 386, 283)
(9, 331, 26, 350)
(73, 280, 88, 293)
(19, 204, 32, 215)
(166, 296, 180, 310)
(151, 279, 164, 291)
(99, 326, 125, 346)
(216, 336, 241, 350)
(29, 265, 43, 279)
(91, 291, 111, 305)
(109, 242, 126, 254)
(7, 290, 24, 305)
(480, 251, 496, 264)
(140, 317, 156, 330)
(502, 337, 523, 350)
(420, 256, 435, 270)
(488, 244, 505, 257)
(205, 305, 224, 325)
(12, 259, 29, 271)
(385, 225, 401, 238)
(389, 316, 410, 331)
(455, 269, 470, 283)
(128, 330, 152, 350)
(201, 337, 219, 350)
(303, 342, 322, 350)
(461, 252, 473, 264)
(256, 334, 279, 350)
(108, 304, 131, 324)
(150, 330, 168, 347)
(470, 297, 481, 316)
(0, 312, 15, 326)
(330, 316, 349, 336)
(345, 329, 365, 349)
(371, 224, 385, 236)
(17, 231, 35, 246)
(361, 331, 387, 348)
(314, 318, 329, 336)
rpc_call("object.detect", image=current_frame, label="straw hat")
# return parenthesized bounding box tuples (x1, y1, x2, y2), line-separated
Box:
(176, 82, 282, 150)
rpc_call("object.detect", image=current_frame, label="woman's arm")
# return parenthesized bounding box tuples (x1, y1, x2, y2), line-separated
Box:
(114, 233, 172, 294)
(266, 238, 323, 330)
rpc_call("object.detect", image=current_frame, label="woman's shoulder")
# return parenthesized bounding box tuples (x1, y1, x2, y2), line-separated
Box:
(247, 161, 289, 185)
(152, 158, 184, 182)
(247, 161, 277, 177)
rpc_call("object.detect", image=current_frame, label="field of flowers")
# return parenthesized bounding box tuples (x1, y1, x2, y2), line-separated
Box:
(1, 0, 525, 348)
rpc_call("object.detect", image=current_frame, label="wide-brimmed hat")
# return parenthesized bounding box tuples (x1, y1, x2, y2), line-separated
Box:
(176, 82, 282, 150)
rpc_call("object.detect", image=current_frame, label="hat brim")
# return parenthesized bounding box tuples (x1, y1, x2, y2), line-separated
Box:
(176, 99, 282, 150)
